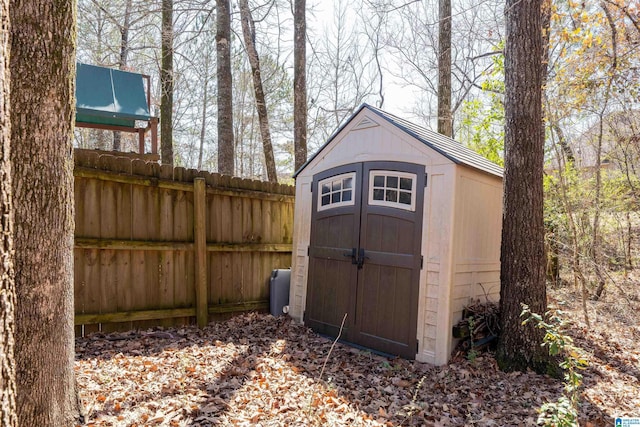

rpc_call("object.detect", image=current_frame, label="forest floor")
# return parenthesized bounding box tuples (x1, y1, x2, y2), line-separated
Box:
(76, 282, 640, 427)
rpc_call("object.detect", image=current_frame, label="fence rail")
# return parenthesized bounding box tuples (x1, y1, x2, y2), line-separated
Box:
(73, 149, 294, 334)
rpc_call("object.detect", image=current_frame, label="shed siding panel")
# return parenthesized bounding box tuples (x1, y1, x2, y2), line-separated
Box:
(416, 167, 456, 365)
(450, 169, 502, 336)
(290, 179, 311, 321)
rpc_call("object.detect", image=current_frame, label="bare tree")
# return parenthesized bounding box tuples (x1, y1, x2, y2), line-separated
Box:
(0, 0, 16, 424)
(239, 0, 278, 182)
(10, 0, 82, 423)
(306, 0, 378, 148)
(293, 0, 307, 171)
(161, 0, 174, 165)
(217, 0, 235, 175)
(198, 52, 212, 170)
(437, 0, 452, 136)
(496, 0, 552, 374)
(113, 0, 133, 151)
(591, 2, 618, 301)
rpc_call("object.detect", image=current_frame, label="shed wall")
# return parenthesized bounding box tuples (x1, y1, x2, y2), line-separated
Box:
(448, 167, 503, 354)
(415, 165, 456, 365)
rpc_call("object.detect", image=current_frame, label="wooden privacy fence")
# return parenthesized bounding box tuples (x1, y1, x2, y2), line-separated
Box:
(73, 149, 294, 334)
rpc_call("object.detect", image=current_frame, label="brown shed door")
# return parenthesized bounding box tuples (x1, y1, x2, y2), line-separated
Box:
(305, 162, 424, 359)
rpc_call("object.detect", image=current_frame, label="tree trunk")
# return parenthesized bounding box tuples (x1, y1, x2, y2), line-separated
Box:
(496, 0, 553, 375)
(113, 0, 133, 152)
(541, 0, 560, 286)
(216, 0, 234, 176)
(552, 144, 590, 326)
(0, 1, 17, 424)
(293, 0, 307, 172)
(160, 0, 174, 165)
(9, 0, 81, 424)
(239, 0, 277, 183)
(198, 77, 208, 170)
(592, 113, 606, 300)
(437, 0, 452, 137)
(550, 122, 575, 164)
(625, 211, 632, 275)
(593, 3, 618, 301)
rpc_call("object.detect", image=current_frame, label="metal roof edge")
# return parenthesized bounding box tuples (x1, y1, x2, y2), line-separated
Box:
(362, 105, 463, 165)
(364, 105, 503, 178)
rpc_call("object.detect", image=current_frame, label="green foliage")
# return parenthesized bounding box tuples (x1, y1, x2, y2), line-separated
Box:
(458, 45, 505, 166)
(520, 304, 588, 427)
(538, 397, 579, 427)
(466, 348, 478, 363)
(543, 145, 640, 276)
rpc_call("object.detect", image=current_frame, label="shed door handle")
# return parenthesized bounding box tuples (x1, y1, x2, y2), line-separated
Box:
(357, 248, 368, 269)
(343, 248, 357, 265)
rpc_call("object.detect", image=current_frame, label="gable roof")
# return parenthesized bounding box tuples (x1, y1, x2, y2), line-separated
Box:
(295, 104, 503, 178)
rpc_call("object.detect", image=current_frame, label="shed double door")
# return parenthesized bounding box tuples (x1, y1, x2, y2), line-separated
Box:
(305, 161, 424, 359)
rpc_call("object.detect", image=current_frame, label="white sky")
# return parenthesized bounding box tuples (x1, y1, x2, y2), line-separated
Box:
(308, 0, 432, 125)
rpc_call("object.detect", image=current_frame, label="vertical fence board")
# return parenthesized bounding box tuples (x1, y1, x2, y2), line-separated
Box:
(115, 247, 133, 332)
(99, 250, 118, 333)
(83, 178, 100, 238)
(208, 193, 220, 242)
(283, 200, 294, 243)
(74, 248, 85, 336)
(186, 251, 196, 306)
(194, 178, 208, 327)
(130, 177, 149, 329)
(232, 252, 243, 302)
(232, 196, 242, 243)
(81, 174, 101, 334)
(220, 195, 232, 242)
(221, 252, 233, 303)
(272, 199, 282, 244)
(262, 200, 272, 244)
(174, 249, 187, 306)
(74, 177, 86, 335)
(159, 188, 176, 326)
(83, 248, 101, 335)
(173, 189, 189, 319)
(208, 252, 221, 305)
(99, 179, 118, 332)
(141, 185, 161, 330)
(74, 178, 85, 237)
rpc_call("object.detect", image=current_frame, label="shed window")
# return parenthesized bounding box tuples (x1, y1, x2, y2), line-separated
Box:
(369, 171, 416, 211)
(317, 173, 356, 211)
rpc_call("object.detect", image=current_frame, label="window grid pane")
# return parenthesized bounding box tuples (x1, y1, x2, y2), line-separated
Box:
(400, 178, 412, 190)
(368, 170, 416, 212)
(317, 172, 357, 211)
(399, 191, 411, 205)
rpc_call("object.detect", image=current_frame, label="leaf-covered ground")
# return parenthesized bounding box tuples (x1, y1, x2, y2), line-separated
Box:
(76, 286, 640, 426)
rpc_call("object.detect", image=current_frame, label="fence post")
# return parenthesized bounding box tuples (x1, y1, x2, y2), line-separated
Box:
(194, 178, 208, 328)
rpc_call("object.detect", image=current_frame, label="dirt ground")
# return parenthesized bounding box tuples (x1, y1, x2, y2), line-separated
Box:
(75, 285, 640, 426)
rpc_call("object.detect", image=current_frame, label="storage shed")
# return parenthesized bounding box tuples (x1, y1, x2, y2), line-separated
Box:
(289, 104, 503, 365)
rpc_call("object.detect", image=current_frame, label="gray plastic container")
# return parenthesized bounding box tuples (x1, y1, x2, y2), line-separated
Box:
(269, 269, 291, 317)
